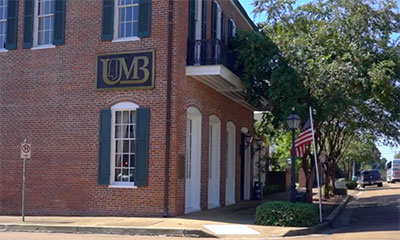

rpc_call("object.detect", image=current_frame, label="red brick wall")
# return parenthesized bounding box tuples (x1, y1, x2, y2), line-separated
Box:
(0, 0, 255, 217)
(168, 0, 254, 216)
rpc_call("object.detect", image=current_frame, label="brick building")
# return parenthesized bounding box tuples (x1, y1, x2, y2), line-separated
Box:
(0, 0, 258, 216)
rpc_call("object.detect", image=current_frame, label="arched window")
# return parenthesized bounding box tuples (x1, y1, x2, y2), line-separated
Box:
(110, 102, 140, 186)
(228, 19, 237, 38)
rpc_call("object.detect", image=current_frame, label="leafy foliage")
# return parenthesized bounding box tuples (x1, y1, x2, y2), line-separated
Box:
(255, 201, 318, 227)
(345, 180, 357, 189)
(263, 184, 286, 196)
(235, 0, 400, 199)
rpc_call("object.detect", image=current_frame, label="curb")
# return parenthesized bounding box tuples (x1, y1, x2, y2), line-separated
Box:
(284, 195, 351, 237)
(0, 224, 216, 238)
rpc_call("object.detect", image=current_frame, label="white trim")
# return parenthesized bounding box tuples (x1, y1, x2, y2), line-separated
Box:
(31, 44, 55, 50)
(0, 49, 8, 53)
(185, 107, 202, 214)
(208, 114, 221, 209)
(229, 0, 255, 31)
(108, 185, 138, 189)
(33, 0, 55, 47)
(113, 0, 139, 40)
(229, 19, 237, 37)
(186, 65, 242, 90)
(112, 37, 140, 43)
(111, 102, 140, 110)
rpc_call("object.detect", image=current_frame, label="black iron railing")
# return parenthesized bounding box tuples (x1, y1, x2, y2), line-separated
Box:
(187, 39, 236, 72)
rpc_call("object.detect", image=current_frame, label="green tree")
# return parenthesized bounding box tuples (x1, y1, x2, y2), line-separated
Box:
(339, 136, 381, 179)
(234, 0, 400, 199)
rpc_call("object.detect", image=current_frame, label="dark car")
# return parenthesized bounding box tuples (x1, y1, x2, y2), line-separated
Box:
(360, 170, 383, 188)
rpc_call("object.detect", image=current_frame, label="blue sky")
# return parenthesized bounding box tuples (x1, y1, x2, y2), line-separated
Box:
(239, 0, 400, 161)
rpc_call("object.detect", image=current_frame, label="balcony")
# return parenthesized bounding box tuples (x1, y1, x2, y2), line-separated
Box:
(186, 39, 254, 110)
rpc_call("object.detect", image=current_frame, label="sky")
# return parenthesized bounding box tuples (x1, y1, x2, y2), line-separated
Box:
(239, 0, 400, 161)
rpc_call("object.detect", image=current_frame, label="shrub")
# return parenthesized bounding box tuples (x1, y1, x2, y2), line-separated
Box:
(345, 180, 357, 189)
(255, 201, 318, 227)
(333, 188, 347, 195)
(263, 184, 286, 196)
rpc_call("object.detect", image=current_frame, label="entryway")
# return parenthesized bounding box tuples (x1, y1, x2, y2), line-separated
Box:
(208, 115, 221, 209)
(225, 121, 236, 205)
(185, 107, 202, 213)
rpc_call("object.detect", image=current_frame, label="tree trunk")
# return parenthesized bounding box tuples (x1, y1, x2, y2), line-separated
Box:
(324, 165, 330, 199)
(305, 163, 316, 203)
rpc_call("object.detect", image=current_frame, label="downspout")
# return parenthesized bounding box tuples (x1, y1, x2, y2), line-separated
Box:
(163, 0, 174, 217)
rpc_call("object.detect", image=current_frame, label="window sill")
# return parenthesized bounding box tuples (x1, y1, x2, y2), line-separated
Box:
(0, 49, 8, 53)
(112, 37, 140, 43)
(108, 184, 137, 189)
(31, 44, 56, 50)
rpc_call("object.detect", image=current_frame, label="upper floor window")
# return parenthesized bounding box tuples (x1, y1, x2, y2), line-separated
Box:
(23, 0, 66, 49)
(102, 0, 151, 41)
(34, 0, 55, 46)
(228, 19, 236, 38)
(115, 0, 139, 39)
(212, 1, 222, 40)
(0, 0, 7, 49)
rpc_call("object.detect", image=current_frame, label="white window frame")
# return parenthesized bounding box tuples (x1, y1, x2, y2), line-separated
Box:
(194, 0, 202, 40)
(229, 19, 237, 38)
(109, 102, 139, 188)
(215, 1, 222, 40)
(113, 0, 140, 42)
(32, 0, 55, 49)
(0, 0, 7, 51)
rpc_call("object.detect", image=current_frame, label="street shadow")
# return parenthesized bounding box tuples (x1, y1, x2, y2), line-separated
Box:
(323, 194, 400, 235)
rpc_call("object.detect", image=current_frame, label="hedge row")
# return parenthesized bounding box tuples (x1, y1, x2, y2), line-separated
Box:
(255, 201, 318, 227)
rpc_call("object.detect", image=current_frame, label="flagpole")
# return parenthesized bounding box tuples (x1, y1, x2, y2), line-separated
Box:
(309, 107, 322, 223)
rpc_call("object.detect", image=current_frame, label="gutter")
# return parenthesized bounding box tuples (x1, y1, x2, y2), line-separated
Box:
(163, 0, 174, 217)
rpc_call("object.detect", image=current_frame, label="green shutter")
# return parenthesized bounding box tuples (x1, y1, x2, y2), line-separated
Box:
(138, 0, 151, 38)
(211, 1, 217, 39)
(221, 11, 225, 42)
(98, 109, 111, 185)
(201, 0, 207, 40)
(6, 0, 18, 50)
(53, 0, 66, 45)
(135, 108, 150, 187)
(188, 0, 195, 41)
(23, 0, 34, 48)
(102, 0, 114, 40)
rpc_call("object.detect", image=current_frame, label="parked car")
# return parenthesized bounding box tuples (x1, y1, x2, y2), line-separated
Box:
(359, 170, 383, 188)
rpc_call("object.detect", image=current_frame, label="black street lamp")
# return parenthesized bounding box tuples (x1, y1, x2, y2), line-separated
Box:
(286, 110, 301, 203)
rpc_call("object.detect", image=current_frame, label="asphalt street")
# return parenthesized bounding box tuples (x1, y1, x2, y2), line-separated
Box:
(0, 184, 399, 240)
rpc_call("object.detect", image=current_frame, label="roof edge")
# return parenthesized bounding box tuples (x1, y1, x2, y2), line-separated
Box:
(231, 0, 258, 32)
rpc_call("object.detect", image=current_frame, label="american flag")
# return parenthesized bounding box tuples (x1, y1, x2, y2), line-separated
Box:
(295, 119, 313, 157)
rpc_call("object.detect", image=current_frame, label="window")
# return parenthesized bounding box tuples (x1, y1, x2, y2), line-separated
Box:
(229, 19, 237, 38)
(33, 0, 55, 46)
(0, 0, 7, 49)
(110, 102, 138, 186)
(114, 0, 139, 40)
(212, 1, 222, 40)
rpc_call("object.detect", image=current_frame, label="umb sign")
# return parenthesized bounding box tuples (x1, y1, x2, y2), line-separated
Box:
(96, 50, 155, 90)
(21, 143, 31, 159)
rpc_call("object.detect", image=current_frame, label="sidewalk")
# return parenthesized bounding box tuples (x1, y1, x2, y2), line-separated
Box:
(0, 190, 340, 238)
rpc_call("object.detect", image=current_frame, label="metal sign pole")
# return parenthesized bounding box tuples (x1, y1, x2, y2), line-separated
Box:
(22, 157, 26, 222)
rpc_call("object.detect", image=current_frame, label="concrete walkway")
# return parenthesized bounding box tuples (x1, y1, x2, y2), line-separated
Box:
(0, 198, 305, 238)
